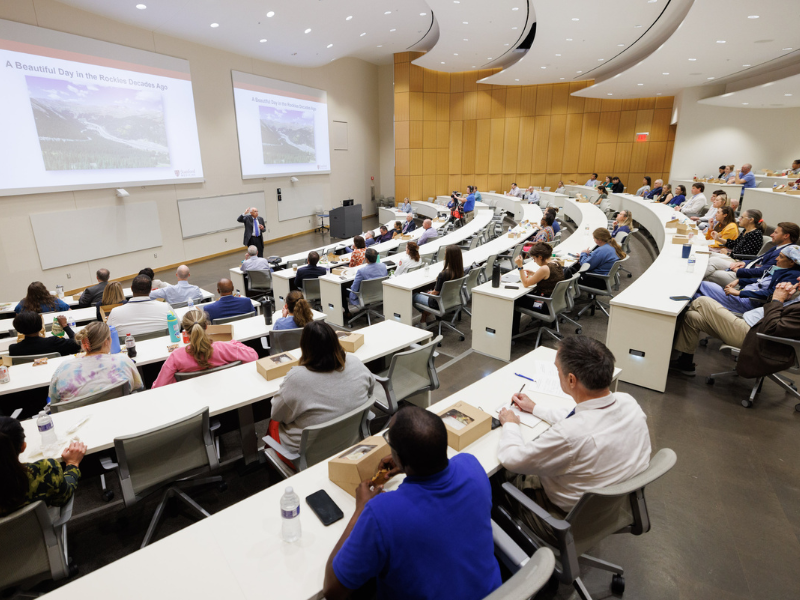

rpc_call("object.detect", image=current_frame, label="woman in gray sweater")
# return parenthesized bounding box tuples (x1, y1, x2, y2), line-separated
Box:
(269, 321, 375, 457)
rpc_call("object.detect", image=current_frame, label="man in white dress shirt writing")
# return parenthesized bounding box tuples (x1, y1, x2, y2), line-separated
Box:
(149, 265, 202, 304)
(497, 336, 651, 541)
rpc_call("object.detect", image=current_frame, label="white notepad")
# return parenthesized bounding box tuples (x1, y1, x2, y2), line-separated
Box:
(495, 404, 542, 428)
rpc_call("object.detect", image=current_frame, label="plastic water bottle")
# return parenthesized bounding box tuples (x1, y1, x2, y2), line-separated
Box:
(68, 314, 76, 330)
(687, 252, 696, 273)
(187, 298, 195, 309)
(37, 410, 57, 447)
(108, 325, 122, 353)
(280, 486, 301, 542)
(166, 314, 181, 343)
(234, 289, 242, 297)
(125, 334, 137, 360)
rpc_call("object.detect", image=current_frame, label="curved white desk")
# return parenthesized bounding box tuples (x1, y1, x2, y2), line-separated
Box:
(742, 188, 800, 230)
(754, 174, 796, 188)
(673, 179, 743, 200)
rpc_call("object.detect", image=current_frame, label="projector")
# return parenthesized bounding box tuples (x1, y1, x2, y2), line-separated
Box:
(115, 188, 130, 198)
(290, 177, 299, 183)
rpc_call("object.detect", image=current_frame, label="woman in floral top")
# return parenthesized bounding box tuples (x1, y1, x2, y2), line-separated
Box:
(0, 416, 86, 517)
(48, 321, 143, 403)
(532, 213, 556, 243)
(348, 235, 367, 267)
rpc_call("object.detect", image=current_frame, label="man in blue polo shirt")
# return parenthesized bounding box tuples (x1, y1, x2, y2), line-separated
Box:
(323, 406, 501, 600)
(202, 279, 254, 322)
(730, 163, 756, 188)
(463, 186, 476, 213)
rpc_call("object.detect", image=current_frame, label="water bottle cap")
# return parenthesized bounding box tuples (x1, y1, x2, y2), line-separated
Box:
(285, 486, 293, 494)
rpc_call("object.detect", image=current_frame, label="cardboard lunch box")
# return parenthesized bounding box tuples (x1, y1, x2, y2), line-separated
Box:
(665, 220, 681, 229)
(400, 234, 413, 240)
(336, 331, 364, 353)
(206, 324, 233, 342)
(328, 435, 389, 497)
(256, 352, 299, 381)
(437, 401, 492, 451)
(671, 235, 691, 245)
(332, 267, 348, 276)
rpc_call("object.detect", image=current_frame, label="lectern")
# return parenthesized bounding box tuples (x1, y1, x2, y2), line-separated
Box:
(330, 203, 362, 239)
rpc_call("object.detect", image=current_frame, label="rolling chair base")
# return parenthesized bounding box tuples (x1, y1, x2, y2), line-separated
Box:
(706, 370, 799, 409)
(576, 296, 611, 319)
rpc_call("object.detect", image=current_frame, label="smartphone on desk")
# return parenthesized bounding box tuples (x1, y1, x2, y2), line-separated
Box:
(669, 296, 692, 301)
(306, 490, 344, 526)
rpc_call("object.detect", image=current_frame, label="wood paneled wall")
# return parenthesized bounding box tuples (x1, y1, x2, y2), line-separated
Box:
(394, 52, 677, 202)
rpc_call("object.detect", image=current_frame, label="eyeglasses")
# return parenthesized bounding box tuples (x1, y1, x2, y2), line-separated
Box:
(382, 429, 391, 446)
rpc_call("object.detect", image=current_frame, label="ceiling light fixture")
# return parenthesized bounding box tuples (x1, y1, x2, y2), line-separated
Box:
(385, 11, 391, 15)
(716, 40, 726, 43)
(743, 64, 751, 67)
(345, 16, 352, 21)
(135, 4, 146, 9)
(566, 38, 573, 41)
(360, 32, 366, 36)
(786, 93, 793, 97)
(783, 47, 794, 51)
(617, 44, 625, 47)
(638, 83, 644, 86)
(721, 92, 735, 97)
(555, 54, 561, 56)
(512, 27, 518, 30)
(454, 53, 458, 55)
(420, 12, 427, 16)
(260, 39, 267, 43)
(505, 43, 509, 46)
(656, 92, 662, 95)
(266, 11, 274, 17)
(441, 62, 445, 64)
(707, 77, 715, 80)
(390, 28, 396, 32)
(560, 77, 565, 80)
(377, 45, 382, 47)
(572, 18, 579, 21)
(515, 78, 520, 81)
(512, 7, 519, 10)
(607, 93, 613, 96)
(541, 66, 546, 69)
(488, 57, 493, 60)
(305, 28, 311, 33)
(210, 23, 219, 27)
(747, 15, 759, 19)
(577, 70, 583, 73)
(742, 102, 749, 105)
(327, 43, 333, 48)
(689, 58, 697, 61)
(463, 38, 468, 41)
(463, 21, 469, 24)
(598, 58, 605, 61)
(635, 24, 642, 28)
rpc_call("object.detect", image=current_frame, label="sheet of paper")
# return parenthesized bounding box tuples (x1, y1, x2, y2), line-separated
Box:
(520, 361, 572, 399)
(495, 404, 542, 429)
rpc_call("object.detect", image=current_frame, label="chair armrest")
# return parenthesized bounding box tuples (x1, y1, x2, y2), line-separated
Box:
(10, 408, 22, 419)
(99, 456, 118, 471)
(210, 419, 221, 432)
(732, 254, 757, 262)
(492, 520, 530, 573)
(501, 482, 571, 533)
(52, 496, 74, 528)
(262, 435, 300, 460)
(756, 332, 799, 347)
(578, 262, 591, 273)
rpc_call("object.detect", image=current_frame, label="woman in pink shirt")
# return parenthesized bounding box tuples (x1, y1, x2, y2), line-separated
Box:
(152, 309, 258, 387)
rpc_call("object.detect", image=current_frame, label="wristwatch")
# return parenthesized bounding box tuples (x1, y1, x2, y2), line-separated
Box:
(517, 266, 523, 271)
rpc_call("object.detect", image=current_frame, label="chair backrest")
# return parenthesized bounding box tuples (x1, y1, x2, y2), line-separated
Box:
(169, 298, 203, 310)
(439, 274, 469, 312)
(566, 448, 676, 556)
(548, 274, 580, 317)
(467, 235, 480, 250)
(483, 547, 556, 600)
(406, 264, 424, 273)
(50, 381, 131, 414)
(287, 258, 307, 268)
(0, 501, 68, 589)
(9, 352, 60, 365)
(247, 269, 273, 291)
(269, 328, 304, 355)
(395, 241, 408, 254)
(119, 328, 169, 343)
(301, 277, 321, 301)
(297, 397, 374, 471)
(212, 311, 256, 325)
(100, 303, 124, 322)
(462, 268, 483, 302)
(114, 407, 217, 503)
(756, 332, 800, 370)
(383, 335, 442, 411)
(420, 254, 435, 266)
(173, 361, 242, 382)
(579, 257, 628, 294)
(510, 242, 525, 261)
(758, 236, 772, 256)
(358, 275, 389, 307)
(482, 254, 499, 281)
(436, 245, 448, 263)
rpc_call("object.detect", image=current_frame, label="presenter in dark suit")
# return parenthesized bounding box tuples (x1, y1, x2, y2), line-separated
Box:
(238, 207, 266, 257)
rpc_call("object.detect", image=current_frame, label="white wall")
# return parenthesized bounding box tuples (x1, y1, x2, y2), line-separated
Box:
(378, 63, 395, 201)
(0, 0, 382, 298)
(670, 85, 800, 182)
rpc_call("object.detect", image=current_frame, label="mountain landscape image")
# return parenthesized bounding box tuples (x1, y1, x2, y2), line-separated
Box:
(26, 75, 171, 171)
(259, 105, 316, 164)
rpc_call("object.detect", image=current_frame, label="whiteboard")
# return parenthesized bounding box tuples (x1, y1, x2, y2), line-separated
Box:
(178, 192, 266, 239)
(276, 183, 328, 222)
(32, 202, 163, 270)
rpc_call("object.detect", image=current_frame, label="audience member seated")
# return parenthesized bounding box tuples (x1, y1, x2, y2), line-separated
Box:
(546, 207, 561, 234)
(694, 245, 800, 314)
(602, 175, 613, 190)
(585, 173, 599, 187)
(635, 176, 652, 197)
(716, 165, 727, 180)
(497, 336, 651, 541)
(0, 417, 86, 518)
(393, 241, 421, 277)
(507, 182, 524, 198)
(349, 236, 367, 267)
(418, 219, 438, 245)
(789, 160, 800, 176)
(49, 322, 143, 403)
(413, 245, 463, 324)
(202, 278, 254, 322)
(14, 282, 70, 314)
(95, 282, 126, 322)
(555, 181, 566, 194)
(512, 242, 565, 333)
(691, 190, 728, 231)
(667, 184, 686, 207)
(363, 231, 377, 247)
(323, 406, 501, 600)
(240, 246, 273, 273)
(107, 275, 177, 336)
(77, 268, 110, 308)
(473, 186, 483, 205)
(295, 251, 328, 290)
(728, 163, 756, 188)
(268, 321, 375, 458)
(532, 213, 556, 243)
(592, 185, 608, 208)
(400, 197, 412, 213)
(401, 214, 416, 234)
(274, 290, 314, 331)
(526, 186, 541, 205)
(654, 184, 674, 204)
(139, 267, 168, 289)
(610, 176, 624, 193)
(375, 225, 394, 243)
(348, 248, 389, 310)
(612, 210, 633, 237)
(391, 221, 403, 238)
(706, 206, 739, 249)
(679, 183, 707, 217)
(705, 221, 799, 286)
(152, 309, 258, 387)
(149, 265, 202, 304)
(9, 312, 80, 357)
(707, 209, 766, 258)
(670, 277, 800, 376)
(645, 179, 664, 200)
(563, 228, 626, 288)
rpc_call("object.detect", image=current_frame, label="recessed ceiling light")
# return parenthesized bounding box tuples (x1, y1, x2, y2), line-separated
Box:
(598, 58, 605, 61)
(617, 44, 625, 47)
(377, 45, 382, 48)
(515, 78, 520, 81)
(648, 0, 657, 3)
(783, 47, 794, 51)
(266, 10, 274, 17)
(555, 54, 561, 56)
(577, 70, 583, 73)
(463, 38, 468, 41)
(390, 28, 396, 32)
(748, 15, 759, 19)
(656, 93, 662, 95)
(541, 66, 546, 69)
(463, 21, 469, 24)
(384, 11, 391, 14)
(662, 72, 669, 75)
(345, 15, 352, 21)
(707, 77, 715, 80)
(742, 102, 749, 105)
(454, 0, 460, 3)
(716, 40, 726, 44)
(638, 83, 644, 86)
(512, 27, 518, 30)
(635, 24, 642, 28)
(360, 32, 366, 36)
(135, 4, 146, 9)
(560, 77, 565, 80)
(607, 93, 613, 96)
(454, 53, 458, 56)
(305, 28, 311, 33)
(505, 43, 509, 46)
(512, 7, 519, 10)
(688, 58, 697, 61)
(743, 64, 751, 67)
(441, 62, 445, 64)
(488, 57, 493, 60)
(786, 93, 793, 97)
(572, 18, 579, 21)
(210, 23, 219, 27)
(566, 38, 573, 41)
(327, 43, 333, 48)
(260, 39, 267, 43)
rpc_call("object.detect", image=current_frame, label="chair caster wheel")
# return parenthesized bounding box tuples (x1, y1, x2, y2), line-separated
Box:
(706, 377, 714, 385)
(68, 559, 79, 578)
(611, 574, 625, 595)
(627, 273, 632, 278)
(795, 403, 800, 413)
(699, 338, 708, 346)
(102, 490, 115, 502)
(437, 342, 442, 347)
(218, 481, 228, 492)
(459, 336, 465, 341)
(575, 328, 582, 335)
(741, 399, 753, 408)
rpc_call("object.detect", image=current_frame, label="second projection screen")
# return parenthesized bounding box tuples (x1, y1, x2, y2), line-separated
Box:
(232, 71, 331, 178)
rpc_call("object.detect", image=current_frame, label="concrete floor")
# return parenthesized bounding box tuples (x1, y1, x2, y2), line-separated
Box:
(11, 215, 800, 600)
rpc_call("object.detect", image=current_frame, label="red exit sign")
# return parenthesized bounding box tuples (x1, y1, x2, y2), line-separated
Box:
(636, 132, 650, 142)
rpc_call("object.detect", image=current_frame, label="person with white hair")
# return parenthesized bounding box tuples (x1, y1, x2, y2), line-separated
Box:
(240, 246, 272, 273)
(149, 264, 202, 304)
(645, 179, 663, 200)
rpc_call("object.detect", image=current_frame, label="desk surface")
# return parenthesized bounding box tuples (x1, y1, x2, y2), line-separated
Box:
(19, 320, 431, 463)
(40, 345, 612, 600)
